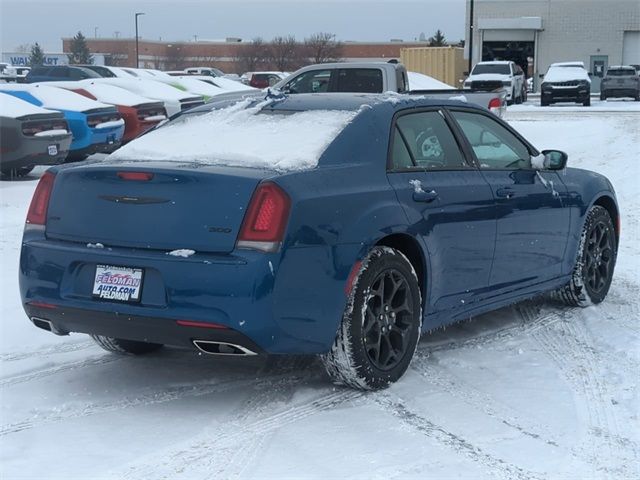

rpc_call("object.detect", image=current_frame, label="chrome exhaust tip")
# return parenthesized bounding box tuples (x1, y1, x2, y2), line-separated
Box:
(192, 340, 257, 356)
(30, 317, 69, 336)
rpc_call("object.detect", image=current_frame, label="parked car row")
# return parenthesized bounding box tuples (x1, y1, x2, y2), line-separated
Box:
(1, 67, 259, 178)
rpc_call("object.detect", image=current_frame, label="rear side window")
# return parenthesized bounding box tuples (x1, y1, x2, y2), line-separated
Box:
(29, 67, 49, 76)
(336, 69, 383, 93)
(451, 111, 531, 169)
(391, 111, 468, 170)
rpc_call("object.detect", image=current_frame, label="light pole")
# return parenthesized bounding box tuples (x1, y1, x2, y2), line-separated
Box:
(94, 27, 98, 39)
(468, 0, 475, 74)
(135, 12, 145, 68)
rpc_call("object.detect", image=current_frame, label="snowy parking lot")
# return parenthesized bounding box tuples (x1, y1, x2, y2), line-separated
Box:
(1, 100, 639, 479)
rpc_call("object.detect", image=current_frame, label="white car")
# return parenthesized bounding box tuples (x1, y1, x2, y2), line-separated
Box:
(90, 77, 204, 116)
(464, 61, 527, 104)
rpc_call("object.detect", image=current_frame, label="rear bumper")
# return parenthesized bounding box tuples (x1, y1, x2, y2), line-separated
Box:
(602, 88, 639, 98)
(24, 303, 264, 354)
(1, 135, 72, 170)
(19, 235, 352, 354)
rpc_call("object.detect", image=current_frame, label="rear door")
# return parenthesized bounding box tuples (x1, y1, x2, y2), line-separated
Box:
(386, 109, 496, 319)
(448, 108, 570, 292)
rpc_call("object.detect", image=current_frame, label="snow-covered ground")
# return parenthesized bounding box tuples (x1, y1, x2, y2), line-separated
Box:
(1, 100, 638, 480)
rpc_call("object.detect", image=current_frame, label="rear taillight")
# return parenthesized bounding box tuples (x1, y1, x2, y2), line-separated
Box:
(237, 182, 290, 253)
(26, 171, 55, 229)
(488, 97, 503, 116)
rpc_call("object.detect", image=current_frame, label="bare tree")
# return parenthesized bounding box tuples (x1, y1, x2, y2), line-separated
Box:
(233, 37, 268, 73)
(165, 45, 187, 70)
(304, 32, 343, 63)
(267, 36, 304, 71)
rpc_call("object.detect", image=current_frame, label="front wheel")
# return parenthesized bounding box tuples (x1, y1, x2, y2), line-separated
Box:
(583, 97, 591, 107)
(91, 335, 164, 355)
(321, 247, 422, 390)
(556, 205, 617, 307)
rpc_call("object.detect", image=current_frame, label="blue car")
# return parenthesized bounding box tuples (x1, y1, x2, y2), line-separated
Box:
(19, 94, 619, 390)
(0, 84, 124, 160)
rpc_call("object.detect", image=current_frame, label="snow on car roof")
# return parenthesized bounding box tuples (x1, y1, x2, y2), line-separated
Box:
(407, 71, 454, 90)
(90, 77, 201, 101)
(78, 81, 160, 107)
(0, 91, 56, 118)
(109, 98, 360, 171)
(544, 66, 591, 83)
(476, 61, 511, 65)
(0, 83, 112, 112)
(550, 61, 585, 68)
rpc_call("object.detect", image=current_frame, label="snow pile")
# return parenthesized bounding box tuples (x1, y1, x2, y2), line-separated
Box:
(0, 92, 53, 118)
(110, 99, 359, 171)
(167, 249, 195, 258)
(543, 66, 590, 83)
(407, 72, 454, 90)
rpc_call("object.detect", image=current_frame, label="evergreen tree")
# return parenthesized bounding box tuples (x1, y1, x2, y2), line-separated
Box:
(29, 43, 45, 66)
(68, 31, 93, 64)
(428, 30, 447, 47)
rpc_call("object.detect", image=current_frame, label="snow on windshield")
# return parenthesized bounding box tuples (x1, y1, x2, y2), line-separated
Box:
(109, 98, 359, 171)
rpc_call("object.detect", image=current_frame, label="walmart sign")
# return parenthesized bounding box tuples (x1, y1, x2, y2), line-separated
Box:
(1, 53, 105, 66)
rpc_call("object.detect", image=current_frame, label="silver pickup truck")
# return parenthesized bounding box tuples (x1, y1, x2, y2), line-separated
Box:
(272, 62, 507, 117)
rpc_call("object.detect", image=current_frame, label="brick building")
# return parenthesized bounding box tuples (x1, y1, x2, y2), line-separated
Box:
(465, 0, 640, 91)
(62, 38, 429, 74)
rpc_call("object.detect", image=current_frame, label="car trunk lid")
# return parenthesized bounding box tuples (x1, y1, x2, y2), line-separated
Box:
(46, 162, 273, 253)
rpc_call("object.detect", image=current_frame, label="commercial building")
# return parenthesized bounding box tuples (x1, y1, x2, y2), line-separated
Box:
(61, 38, 429, 74)
(465, 0, 640, 91)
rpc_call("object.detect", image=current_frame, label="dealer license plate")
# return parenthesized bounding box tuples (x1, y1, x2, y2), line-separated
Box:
(47, 144, 58, 156)
(92, 265, 143, 302)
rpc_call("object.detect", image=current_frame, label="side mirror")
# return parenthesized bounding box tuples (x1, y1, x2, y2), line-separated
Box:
(541, 149, 568, 170)
(463, 71, 469, 76)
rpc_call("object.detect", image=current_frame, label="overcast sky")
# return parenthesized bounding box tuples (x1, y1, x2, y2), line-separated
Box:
(0, 0, 466, 52)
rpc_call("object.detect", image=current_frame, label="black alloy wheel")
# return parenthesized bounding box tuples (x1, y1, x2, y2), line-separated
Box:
(362, 268, 415, 371)
(583, 219, 615, 299)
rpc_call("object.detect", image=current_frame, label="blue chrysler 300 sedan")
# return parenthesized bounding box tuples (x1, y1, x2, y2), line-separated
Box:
(20, 93, 619, 389)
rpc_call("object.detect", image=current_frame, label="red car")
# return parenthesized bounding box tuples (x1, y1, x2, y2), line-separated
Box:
(51, 81, 167, 143)
(248, 72, 287, 89)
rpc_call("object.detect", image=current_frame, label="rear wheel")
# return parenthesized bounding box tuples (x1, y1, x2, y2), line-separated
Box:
(600, 91, 607, 101)
(91, 335, 164, 355)
(541, 97, 550, 107)
(583, 96, 591, 107)
(0, 165, 34, 180)
(321, 247, 422, 390)
(556, 206, 617, 307)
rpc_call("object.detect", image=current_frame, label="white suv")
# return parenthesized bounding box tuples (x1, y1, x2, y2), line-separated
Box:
(464, 61, 527, 105)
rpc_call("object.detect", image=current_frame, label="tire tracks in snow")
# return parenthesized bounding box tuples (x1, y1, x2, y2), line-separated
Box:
(531, 304, 638, 479)
(373, 393, 544, 480)
(0, 358, 319, 438)
(0, 354, 120, 388)
(120, 387, 364, 480)
(0, 340, 94, 363)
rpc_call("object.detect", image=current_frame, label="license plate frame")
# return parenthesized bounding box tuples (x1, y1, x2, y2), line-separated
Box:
(92, 264, 144, 303)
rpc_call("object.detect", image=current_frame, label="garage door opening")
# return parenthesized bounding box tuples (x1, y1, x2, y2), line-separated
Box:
(482, 41, 534, 79)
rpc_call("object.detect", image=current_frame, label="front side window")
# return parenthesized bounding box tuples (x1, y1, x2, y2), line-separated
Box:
(391, 111, 467, 170)
(286, 70, 332, 93)
(451, 111, 531, 169)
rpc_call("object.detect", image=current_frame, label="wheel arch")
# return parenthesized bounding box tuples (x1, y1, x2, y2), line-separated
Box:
(374, 233, 427, 306)
(592, 194, 620, 247)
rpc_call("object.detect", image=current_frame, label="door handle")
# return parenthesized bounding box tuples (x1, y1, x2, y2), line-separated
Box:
(496, 187, 516, 199)
(413, 190, 439, 203)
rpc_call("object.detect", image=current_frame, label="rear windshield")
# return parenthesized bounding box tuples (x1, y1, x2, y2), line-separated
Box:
(109, 98, 359, 171)
(607, 68, 636, 76)
(472, 64, 510, 75)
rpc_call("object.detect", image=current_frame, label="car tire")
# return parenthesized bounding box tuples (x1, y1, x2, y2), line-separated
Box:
(583, 97, 591, 107)
(0, 165, 35, 180)
(91, 335, 164, 355)
(556, 206, 617, 307)
(635, 92, 640, 102)
(321, 246, 422, 390)
(600, 92, 607, 101)
(541, 97, 550, 107)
